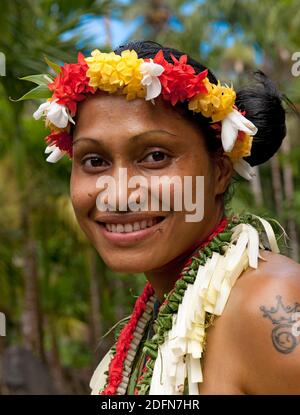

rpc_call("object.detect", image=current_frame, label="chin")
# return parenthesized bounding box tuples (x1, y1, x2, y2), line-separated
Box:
(99, 254, 148, 274)
(99, 251, 166, 274)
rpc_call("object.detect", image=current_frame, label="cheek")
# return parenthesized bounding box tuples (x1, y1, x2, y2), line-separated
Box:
(203, 170, 215, 204)
(170, 153, 214, 213)
(70, 169, 98, 219)
(190, 152, 215, 197)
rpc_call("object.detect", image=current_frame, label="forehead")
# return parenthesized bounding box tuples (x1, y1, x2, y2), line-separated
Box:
(73, 92, 198, 141)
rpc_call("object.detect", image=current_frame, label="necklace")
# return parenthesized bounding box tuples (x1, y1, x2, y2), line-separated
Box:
(92, 213, 280, 395)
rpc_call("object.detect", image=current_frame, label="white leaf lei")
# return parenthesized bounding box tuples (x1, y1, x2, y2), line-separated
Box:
(149, 218, 279, 395)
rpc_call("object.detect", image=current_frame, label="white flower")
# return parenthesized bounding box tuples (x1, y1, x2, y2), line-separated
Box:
(140, 59, 164, 101)
(33, 101, 51, 120)
(221, 108, 258, 152)
(233, 158, 256, 180)
(44, 144, 65, 163)
(33, 99, 75, 129)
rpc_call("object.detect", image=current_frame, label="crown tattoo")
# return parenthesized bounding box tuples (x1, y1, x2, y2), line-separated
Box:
(260, 295, 300, 325)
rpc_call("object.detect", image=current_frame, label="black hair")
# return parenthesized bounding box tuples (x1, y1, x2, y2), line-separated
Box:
(235, 71, 286, 166)
(114, 40, 287, 167)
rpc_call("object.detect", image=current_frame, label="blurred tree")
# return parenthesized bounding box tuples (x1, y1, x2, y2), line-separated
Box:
(0, 0, 119, 394)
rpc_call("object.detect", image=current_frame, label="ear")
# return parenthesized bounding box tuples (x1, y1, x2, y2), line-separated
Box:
(213, 155, 233, 197)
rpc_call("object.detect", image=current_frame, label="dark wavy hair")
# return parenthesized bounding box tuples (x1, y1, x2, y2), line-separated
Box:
(114, 40, 287, 168)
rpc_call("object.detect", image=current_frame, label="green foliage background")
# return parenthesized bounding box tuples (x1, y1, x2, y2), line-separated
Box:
(0, 0, 299, 394)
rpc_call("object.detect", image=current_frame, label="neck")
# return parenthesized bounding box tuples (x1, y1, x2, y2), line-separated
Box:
(145, 213, 227, 303)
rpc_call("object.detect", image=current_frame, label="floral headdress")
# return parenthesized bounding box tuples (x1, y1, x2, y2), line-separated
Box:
(19, 49, 258, 180)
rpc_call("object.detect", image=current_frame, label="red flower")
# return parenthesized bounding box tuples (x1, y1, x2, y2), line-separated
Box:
(153, 50, 208, 106)
(48, 52, 95, 116)
(46, 131, 73, 157)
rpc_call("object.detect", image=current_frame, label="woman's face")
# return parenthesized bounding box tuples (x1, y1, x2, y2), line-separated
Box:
(70, 92, 232, 273)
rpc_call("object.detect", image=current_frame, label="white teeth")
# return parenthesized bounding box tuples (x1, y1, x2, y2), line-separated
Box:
(124, 223, 133, 232)
(116, 224, 124, 233)
(133, 222, 141, 231)
(104, 217, 162, 233)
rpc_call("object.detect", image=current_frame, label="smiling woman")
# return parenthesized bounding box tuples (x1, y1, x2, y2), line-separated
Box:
(19, 40, 300, 395)
(70, 92, 228, 284)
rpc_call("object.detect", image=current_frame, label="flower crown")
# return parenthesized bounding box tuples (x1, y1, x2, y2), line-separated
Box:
(20, 49, 258, 180)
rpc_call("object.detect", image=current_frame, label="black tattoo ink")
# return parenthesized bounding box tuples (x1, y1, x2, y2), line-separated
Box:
(259, 295, 300, 354)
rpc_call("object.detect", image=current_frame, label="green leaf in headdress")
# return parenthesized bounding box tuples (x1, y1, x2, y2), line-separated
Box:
(19, 74, 54, 86)
(10, 84, 52, 102)
(44, 56, 62, 74)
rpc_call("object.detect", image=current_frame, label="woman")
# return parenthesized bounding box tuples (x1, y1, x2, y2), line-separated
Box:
(22, 40, 300, 394)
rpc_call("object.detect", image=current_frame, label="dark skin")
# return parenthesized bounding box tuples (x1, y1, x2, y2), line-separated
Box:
(201, 250, 300, 394)
(70, 92, 232, 302)
(70, 91, 300, 394)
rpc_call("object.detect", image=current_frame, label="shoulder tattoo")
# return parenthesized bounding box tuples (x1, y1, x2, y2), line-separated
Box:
(259, 295, 300, 354)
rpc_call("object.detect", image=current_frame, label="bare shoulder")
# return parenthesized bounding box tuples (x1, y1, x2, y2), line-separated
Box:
(222, 250, 300, 394)
(234, 249, 300, 299)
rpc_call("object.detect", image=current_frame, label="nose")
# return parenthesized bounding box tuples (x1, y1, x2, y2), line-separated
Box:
(96, 166, 149, 213)
(115, 167, 130, 211)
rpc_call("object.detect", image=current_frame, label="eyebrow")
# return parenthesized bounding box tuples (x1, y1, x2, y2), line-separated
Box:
(73, 129, 178, 146)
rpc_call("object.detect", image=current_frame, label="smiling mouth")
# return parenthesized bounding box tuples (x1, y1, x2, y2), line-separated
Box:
(97, 216, 165, 233)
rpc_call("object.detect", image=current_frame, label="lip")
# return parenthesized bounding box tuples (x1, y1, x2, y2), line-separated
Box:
(95, 215, 167, 246)
(94, 212, 166, 225)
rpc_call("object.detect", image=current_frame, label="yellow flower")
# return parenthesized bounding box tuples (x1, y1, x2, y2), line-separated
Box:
(188, 78, 236, 122)
(225, 133, 253, 161)
(85, 49, 146, 100)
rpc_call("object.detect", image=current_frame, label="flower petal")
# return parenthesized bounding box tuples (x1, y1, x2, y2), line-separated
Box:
(44, 144, 57, 154)
(47, 101, 69, 128)
(221, 117, 238, 152)
(233, 159, 256, 180)
(140, 60, 164, 101)
(141, 73, 152, 86)
(140, 60, 164, 77)
(151, 63, 164, 77)
(33, 101, 51, 120)
(45, 145, 65, 163)
(145, 77, 162, 100)
(68, 113, 76, 125)
(228, 109, 258, 136)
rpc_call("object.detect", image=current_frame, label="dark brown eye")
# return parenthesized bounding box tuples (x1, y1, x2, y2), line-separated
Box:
(143, 151, 168, 163)
(89, 157, 104, 167)
(81, 155, 109, 170)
